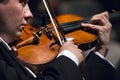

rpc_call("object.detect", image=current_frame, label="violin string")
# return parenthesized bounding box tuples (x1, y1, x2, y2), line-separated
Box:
(42, 0, 62, 45)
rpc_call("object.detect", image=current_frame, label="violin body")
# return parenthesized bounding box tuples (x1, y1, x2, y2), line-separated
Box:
(15, 14, 97, 65)
(16, 25, 59, 64)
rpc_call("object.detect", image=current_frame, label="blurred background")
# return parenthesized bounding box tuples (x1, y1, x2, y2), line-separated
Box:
(28, 0, 120, 68)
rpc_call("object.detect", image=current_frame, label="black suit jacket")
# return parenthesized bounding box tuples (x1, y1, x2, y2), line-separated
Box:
(85, 51, 117, 80)
(0, 41, 83, 80)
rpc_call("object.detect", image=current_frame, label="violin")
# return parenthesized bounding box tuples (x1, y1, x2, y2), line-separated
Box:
(13, 13, 96, 65)
(12, 11, 120, 67)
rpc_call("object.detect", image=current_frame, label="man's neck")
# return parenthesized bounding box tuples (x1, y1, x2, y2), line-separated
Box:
(0, 33, 15, 44)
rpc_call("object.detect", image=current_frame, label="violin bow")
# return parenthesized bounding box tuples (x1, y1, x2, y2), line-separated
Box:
(42, 0, 66, 45)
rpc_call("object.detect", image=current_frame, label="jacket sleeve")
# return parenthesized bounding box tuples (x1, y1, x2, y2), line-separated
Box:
(36, 56, 83, 80)
(85, 51, 116, 80)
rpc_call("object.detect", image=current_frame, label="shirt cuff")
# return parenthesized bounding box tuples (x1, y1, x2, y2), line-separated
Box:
(57, 50, 79, 66)
(95, 51, 115, 68)
(95, 51, 105, 59)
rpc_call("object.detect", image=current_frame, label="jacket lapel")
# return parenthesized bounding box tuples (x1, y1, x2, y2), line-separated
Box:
(0, 41, 34, 78)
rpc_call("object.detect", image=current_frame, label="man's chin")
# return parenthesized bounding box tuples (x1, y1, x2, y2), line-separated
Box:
(14, 31, 22, 40)
(16, 31, 21, 37)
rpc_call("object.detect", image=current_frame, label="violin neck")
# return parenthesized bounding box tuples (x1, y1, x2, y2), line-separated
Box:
(61, 12, 120, 34)
(60, 16, 99, 34)
(109, 12, 120, 22)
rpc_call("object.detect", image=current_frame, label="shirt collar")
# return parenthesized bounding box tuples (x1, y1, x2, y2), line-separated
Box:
(0, 37, 12, 51)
